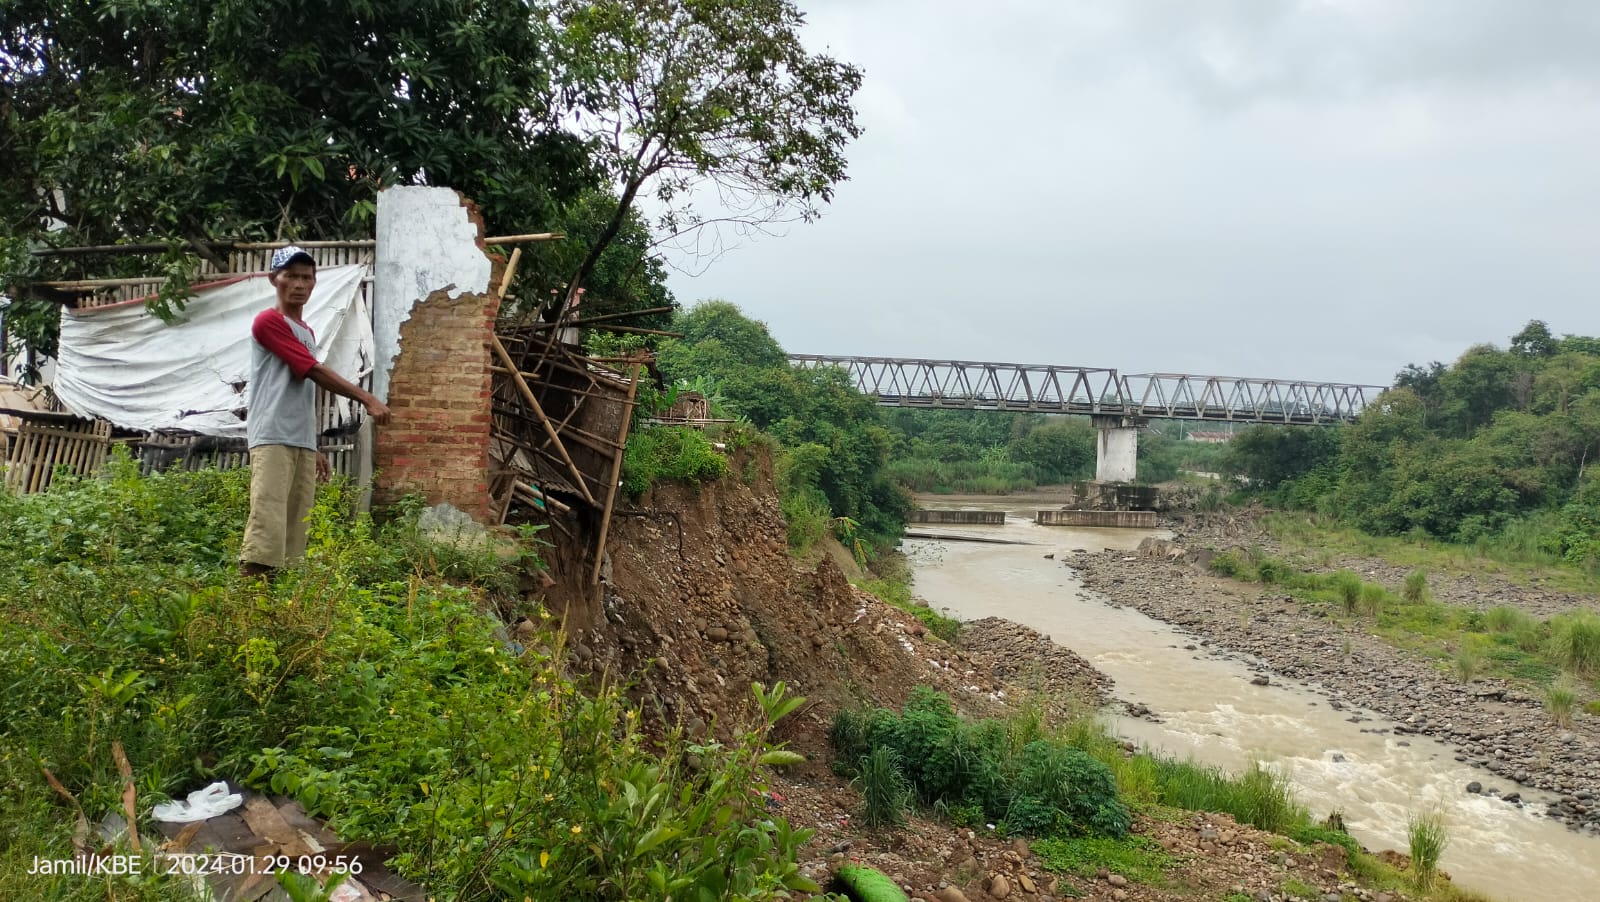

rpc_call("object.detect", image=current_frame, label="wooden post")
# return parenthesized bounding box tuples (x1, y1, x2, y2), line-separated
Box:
(590, 357, 642, 587)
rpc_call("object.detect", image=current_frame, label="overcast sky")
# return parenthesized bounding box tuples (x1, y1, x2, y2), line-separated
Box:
(663, 0, 1600, 386)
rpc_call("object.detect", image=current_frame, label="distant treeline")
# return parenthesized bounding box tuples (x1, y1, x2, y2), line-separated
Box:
(1222, 321, 1600, 567)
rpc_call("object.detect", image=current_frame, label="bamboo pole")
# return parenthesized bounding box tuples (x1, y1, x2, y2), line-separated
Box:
(526, 306, 676, 330)
(483, 233, 565, 245)
(591, 357, 642, 586)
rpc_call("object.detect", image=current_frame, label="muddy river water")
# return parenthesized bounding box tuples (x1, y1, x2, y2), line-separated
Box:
(905, 513, 1600, 902)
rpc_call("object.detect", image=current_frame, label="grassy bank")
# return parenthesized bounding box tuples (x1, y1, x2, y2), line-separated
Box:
(830, 690, 1491, 901)
(1265, 513, 1600, 595)
(1207, 545, 1600, 701)
(0, 455, 818, 901)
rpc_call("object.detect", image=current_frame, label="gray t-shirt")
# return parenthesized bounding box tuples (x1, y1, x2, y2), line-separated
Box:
(247, 309, 319, 451)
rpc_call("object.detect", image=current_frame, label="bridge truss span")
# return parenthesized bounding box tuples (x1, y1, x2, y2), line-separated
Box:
(789, 355, 1385, 424)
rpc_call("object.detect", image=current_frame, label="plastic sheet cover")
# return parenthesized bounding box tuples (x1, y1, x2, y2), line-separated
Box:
(53, 265, 373, 438)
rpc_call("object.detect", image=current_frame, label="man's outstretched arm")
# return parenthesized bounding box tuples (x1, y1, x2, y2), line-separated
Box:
(306, 364, 393, 425)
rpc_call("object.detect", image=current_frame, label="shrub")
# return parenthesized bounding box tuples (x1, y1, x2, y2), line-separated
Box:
(1407, 809, 1449, 890)
(1255, 557, 1293, 586)
(828, 689, 1130, 838)
(1453, 646, 1484, 684)
(1403, 570, 1429, 603)
(1548, 610, 1600, 678)
(0, 460, 820, 900)
(621, 425, 729, 496)
(1209, 552, 1254, 580)
(1545, 682, 1577, 728)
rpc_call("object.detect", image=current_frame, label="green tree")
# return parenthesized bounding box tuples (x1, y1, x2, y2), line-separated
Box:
(552, 0, 863, 305)
(1221, 425, 1342, 490)
(2, 1, 590, 251)
(1511, 319, 1558, 357)
(1010, 419, 1097, 483)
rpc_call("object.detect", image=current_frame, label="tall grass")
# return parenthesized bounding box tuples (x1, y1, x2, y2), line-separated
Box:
(1152, 759, 1306, 833)
(1548, 610, 1600, 678)
(1545, 682, 1577, 728)
(854, 746, 911, 828)
(1334, 571, 1363, 614)
(1453, 646, 1483, 684)
(1404, 570, 1430, 603)
(1484, 605, 1535, 634)
(1407, 809, 1449, 890)
(1358, 583, 1387, 618)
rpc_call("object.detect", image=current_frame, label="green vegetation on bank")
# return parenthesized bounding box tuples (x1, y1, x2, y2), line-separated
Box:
(1221, 321, 1600, 574)
(831, 691, 1483, 900)
(649, 301, 911, 551)
(0, 457, 820, 901)
(1207, 547, 1600, 697)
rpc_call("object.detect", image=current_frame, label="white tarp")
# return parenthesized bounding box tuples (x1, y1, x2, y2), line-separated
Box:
(53, 265, 373, 438)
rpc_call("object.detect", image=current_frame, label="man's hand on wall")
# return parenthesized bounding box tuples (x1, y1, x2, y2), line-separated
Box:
(366, 399, 392, 426)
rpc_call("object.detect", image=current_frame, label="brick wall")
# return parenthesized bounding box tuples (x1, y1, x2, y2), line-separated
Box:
(373, 286, 501, 521)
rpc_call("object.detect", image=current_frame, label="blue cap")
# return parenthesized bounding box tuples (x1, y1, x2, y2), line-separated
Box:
(270, 245, 315, 271)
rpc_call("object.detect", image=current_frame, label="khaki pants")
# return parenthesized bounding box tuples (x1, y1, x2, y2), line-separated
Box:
(241, 444, 318, 569)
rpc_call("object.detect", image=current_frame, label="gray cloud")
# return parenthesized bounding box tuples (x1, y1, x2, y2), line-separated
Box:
(666, 1, 1600, 386)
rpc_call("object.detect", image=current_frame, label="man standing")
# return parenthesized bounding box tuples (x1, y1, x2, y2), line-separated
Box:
(240, 245, 392, 577)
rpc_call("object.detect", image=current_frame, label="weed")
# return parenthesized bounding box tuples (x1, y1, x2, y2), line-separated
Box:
(1548, 610, 1600, 678)
(1358, 583, 1387, 618)
(1152, 759, 1306, 834)
(1333, 571, 1363, 614)
(1587, 700, 1600, 717)
(1034, 834, 1173, 884)
(1282, 877, 1320, 898)
(1209, 552, 1255, 581)
(1485, 605, 1534, 634)
(1341, 637, 1354, 661)
(621, 425, 729, 496)
(854, 746, 911, 829)
(1407, 809, 1449, 890)
(1404, 570, 1430, 603)
(1545, 681, 1577, 728)
(1453, 646, 1483, 684)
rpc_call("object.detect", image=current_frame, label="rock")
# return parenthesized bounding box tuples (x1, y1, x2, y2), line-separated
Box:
(1017, 874, 1036, 893)
(1011, 837, 1030, 859)
(1504, 792, 1522, 804)
(1466, 781, 1483, 794)
(933, 889, 971, 902)
(1199, 825, 1220, 841)
(706, 626, 730, 642)
(1107, 874, 1128, 887)
(1251, 675, 1271, 686)
(1112, 891, 1128, 902)
(988, 874, 1011, 899)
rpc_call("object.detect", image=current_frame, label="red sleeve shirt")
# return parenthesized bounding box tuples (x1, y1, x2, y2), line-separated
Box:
(252, 309, 318, 378)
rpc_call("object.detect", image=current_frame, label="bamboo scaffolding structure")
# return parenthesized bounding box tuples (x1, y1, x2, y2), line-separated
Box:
(489, 249, 599, 507)
(570, 323, 681, 338)
(489, 429, 600, 495)
(591, 358, 642, 587)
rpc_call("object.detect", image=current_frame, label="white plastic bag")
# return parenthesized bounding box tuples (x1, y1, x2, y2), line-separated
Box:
(152, 782, 243, 822)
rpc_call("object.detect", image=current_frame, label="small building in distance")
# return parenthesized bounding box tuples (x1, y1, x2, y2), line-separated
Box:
(1186, 430, 1236, 444)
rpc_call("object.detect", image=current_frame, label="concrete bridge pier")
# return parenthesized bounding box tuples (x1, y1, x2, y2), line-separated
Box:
(1091, 414, 1145, 483)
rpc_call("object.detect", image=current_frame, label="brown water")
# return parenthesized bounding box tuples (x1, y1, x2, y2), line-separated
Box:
(905, 512, 1600, 902)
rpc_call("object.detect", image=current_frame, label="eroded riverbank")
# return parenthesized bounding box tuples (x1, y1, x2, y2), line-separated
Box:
(905, 515, 1600, 902)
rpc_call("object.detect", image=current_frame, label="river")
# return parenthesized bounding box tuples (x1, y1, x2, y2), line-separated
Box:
(904, 510, 1600, 902)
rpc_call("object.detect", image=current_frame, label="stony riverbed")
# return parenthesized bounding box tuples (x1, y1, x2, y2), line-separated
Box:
(1064, 535, 1600, 836)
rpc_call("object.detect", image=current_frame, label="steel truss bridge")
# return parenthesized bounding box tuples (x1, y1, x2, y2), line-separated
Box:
(788, 355, 1386, 425)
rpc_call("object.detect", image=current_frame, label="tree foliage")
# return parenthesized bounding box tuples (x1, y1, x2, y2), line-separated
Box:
(656, 301, 907, 545)
(553, 0, 863, 301)
(1240, 321, 1600, 559)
